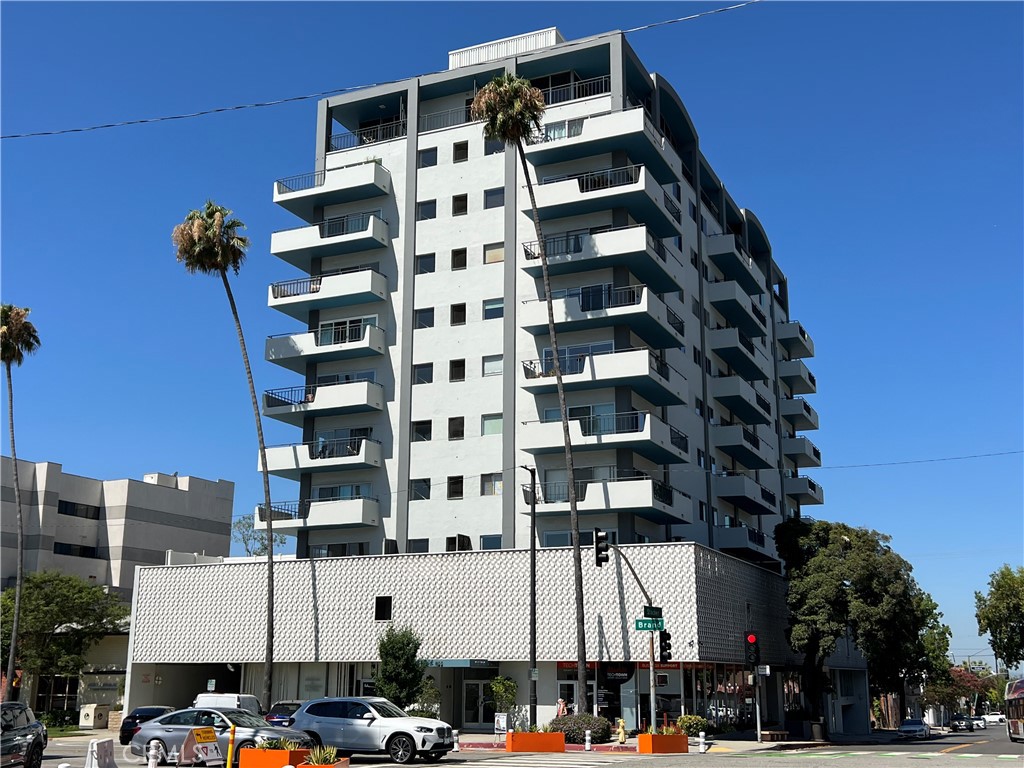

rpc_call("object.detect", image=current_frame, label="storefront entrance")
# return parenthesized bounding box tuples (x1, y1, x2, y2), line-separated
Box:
(462, 681, 495, 728)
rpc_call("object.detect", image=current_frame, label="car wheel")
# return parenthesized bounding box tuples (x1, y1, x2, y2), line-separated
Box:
(387, 734, 416, 765)
(146, 739, 168, 767)
(304, 732, 322, 747)
(421, 753, 444, 763)
(25, 744, 43, 768)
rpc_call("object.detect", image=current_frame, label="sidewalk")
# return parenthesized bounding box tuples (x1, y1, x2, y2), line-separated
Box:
(452, 730, 852, 754)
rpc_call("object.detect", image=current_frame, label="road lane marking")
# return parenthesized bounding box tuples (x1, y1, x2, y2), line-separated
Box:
(942, 742, 982, 754)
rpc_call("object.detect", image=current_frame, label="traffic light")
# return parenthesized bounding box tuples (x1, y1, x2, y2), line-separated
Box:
(594, 528, 610, 568)
(659, 630, 673, 662)
(745, 632, 760, 668)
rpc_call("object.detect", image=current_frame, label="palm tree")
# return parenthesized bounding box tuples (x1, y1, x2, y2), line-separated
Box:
(1, 304, 40, 701)
(471, 73, 589, 715)
(172, 201, 275, 710)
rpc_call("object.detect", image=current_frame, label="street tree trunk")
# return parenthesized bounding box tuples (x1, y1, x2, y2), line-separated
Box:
(3, 362, 24, 701)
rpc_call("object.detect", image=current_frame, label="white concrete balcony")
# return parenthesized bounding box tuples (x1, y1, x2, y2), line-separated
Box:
(712, 424, 774, 470)
(710, 375, 773, 426)
(777, 321, 815, 359)
(530, 165, 681, 237)
(779, 359, 817, 395)
(273, 161, 391, 223)
(266, 323, 386, 373)
(520, 285, 685, 350)
(520, 411, 689, 464)
(782, 436, 822, 468)
(780, 397, 819, 431)
(704, 234, 765, 295)
(263, 437, 383, 481)
(520, 347, 686, 406)
(270, 211, 389, 271)
(707, 280, 768, 338)
(263, 380, 384, 426)
(523, 475, 689, 525)
(268, 268, 388, 321)
(521, 225, 686, 292)
(707, 327, 771, 382)
(713, 472, 778, 516)
(255, 496, 380, 532)
(715, 524, 780, 568)
(784, 474, 825, 505)
(525, 107, 682, 184)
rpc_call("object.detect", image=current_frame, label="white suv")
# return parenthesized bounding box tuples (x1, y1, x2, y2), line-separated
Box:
(288, 697, 452, 764)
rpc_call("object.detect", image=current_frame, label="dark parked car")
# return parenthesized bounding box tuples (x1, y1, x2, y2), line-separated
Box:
(264, 701, 304, 728)
(120, 706, 175, 745)
(951, 712, 974, 732)
(1, 702, 47, 768)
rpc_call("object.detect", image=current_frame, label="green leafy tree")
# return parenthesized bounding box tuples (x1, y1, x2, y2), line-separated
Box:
(1, 304, 41, 700)
(232, 516, 287, 557)
(373, 625, 427, 709)
(0, 571, 128, 676)
(471, 72, 588, 717)
(975, 564, 1024, 668)
(172, 201, 276, 710)
(490, 675, 519, 727)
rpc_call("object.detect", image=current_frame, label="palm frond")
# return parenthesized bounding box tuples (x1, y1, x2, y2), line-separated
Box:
(173, 200, 250, 276)
(0, 305, 41, 368)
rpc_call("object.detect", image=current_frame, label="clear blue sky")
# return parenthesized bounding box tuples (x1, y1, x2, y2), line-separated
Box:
(2, 2, 1021, 669)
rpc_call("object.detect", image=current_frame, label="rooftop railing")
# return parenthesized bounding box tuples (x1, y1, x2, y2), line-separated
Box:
(538, 75, 611, 106)
(329, 119, 407, 152)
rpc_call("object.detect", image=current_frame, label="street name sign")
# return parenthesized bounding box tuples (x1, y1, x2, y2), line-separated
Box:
(634, 618, 665, 631)
(643, 606, 663, 619)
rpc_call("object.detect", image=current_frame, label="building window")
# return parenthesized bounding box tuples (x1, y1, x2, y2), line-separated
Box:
(447, 476, 464, 500)
(451, 248, 467, 270)
(449, 359, 466, 382)
(452, 194, 468, 216)
(450, 303, 467, 326)
(482, 298, 503, 319)
(57, 500, 101, 520)
(688, 200, 697, 222)
(482, 355, 503, 377)
(448, 417, 465, 441)
(697, 449, 706, 469)
(416, 200, 437, 221)
(671, 181, 682, 201)
(374, 595, 393, 620)
(481, 413, 502, 435)
(693, 347, 702, 366)
(484, 187, 504, 209)
(407, 539, 429, 554)
(483, 242, 504, 264)
(700, 214, 709, 236)
(53, 542, 99, 559)
(480, 534, 502, 550)
(417, 148, 437, 168)
(484, 138, 504, 155)
(34, 675, 78, 714)
(690, 248, 698, 267)
(412, 363, 433, 384)
(672, 235, 683, 252)
(414, 307, 434, 328)
(415, 253, 435, 274)
(412, 421, 432, 441)
(481, 473, 503, 496)
(695, 398, 704, 417)
(309, 542, 368, 558)
(410, 478, 431, 500)
(453, 141, 469, 163)
(699, 501, 707, 522)
(691, 297, 700, 318)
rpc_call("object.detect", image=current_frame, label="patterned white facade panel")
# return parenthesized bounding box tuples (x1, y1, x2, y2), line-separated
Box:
(132, 542, 788, 666)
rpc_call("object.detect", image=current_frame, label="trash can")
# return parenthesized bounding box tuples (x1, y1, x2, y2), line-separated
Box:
(810, 719, 825, 741)
(79, 704, 110, 730)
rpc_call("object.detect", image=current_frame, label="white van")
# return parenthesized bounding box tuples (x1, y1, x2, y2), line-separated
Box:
(192, 693, 264, 715)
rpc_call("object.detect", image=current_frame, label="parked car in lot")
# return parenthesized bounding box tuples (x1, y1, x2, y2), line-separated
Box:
(265, 701, 304, 728)
(897, 718, 931, 739)
(971, 716, 987, 730)
(289, 697, 453, 764)
(130, 707, 312, 764)
(120, 706, 175, 746)
(951, 713, 975, 732)
(1, 702, 47, 768)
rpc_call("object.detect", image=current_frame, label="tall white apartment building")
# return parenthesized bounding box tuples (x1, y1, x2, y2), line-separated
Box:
(258, 27, 820, 570)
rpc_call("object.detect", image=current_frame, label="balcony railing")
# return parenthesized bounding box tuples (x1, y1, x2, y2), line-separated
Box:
(275, 159, 386, 195)
(418, 106, 474, 133)
(755, 392, 773, 416)
(663, 192, 682, 223)
(270, 265, 380, 300)
(263, 376, 380, 408)
(544, 164, 640, 193)
(666, 308, 685, 336)
(751, 304, 767, 327)
(314, 320, 379, 347)
(717, 470, 777, 507)
(258, 500, 311, 521)
(740, 426, 760, 449)
(747, 527, 767, 547)
(320, 210, 382, 239)
(329, 119, 406, 151)
(670, 426, 689, 453)
(520, 347, 681, 383)
(535, 410, 647, 437)
(527, 471, 681, 506)
(521, 225, 678, 267)
(538, 75, 611, 106)
(536, 283, 644, 312)
(286, 436, 380, 461)
(700, 189, 720, 219)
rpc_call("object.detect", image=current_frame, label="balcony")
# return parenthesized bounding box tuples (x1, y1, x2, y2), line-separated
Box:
(784, 474, 825, 505)
(274, 161, 391, 223)
(263, 380, 384, 426)
(520, 285, 685, 349)
(779, 359, 817, 395)
(520, 411, 688, 464)
(328, 119, 407, 154)
(780, 397, 819, 431)
(704, 234, 765, 295)
(266, 322, 386, 373)
(713, 472, 778, 516)
(264, 437, 383, 481)
(707, 280, 768, 338)
(715, 524, 780, 569)
(712, 424, 774, 470)
(710, 376, 772, 426)
(530, 165, 680, 237)
(777, 321, 815, 359)
(536, 74, 612, 108)
(522, 474, 689, 525)
(521, 347, 686, 406)
(268, 267, 388, 321)
(525, 107, 682, 184)
(254, 496, 380, 532)
(521, 225, 686, 291)
(270, 211, 389, 271)
(782, 436, 822, 468)
(707, 327, 770, 382)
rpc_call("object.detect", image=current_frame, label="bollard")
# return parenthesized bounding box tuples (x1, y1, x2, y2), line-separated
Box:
(148, 741, 162, 768)
(452, 730, 460, 752)
(698, 731, 706, 754)
(585, 729, 592, 751)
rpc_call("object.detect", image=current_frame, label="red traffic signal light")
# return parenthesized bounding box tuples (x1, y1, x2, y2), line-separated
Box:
(744, 632, 760, 667)
(746, 633, 757, 644)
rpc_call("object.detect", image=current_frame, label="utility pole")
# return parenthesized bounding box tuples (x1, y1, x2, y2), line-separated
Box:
(521, 466, 538, 729)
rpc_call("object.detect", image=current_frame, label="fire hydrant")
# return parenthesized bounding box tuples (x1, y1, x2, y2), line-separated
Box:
(616, 718, 627, 745)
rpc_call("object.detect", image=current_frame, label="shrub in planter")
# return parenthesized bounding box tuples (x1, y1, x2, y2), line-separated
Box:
(547, 714, 612, 744)
(677, 715, 709, 737)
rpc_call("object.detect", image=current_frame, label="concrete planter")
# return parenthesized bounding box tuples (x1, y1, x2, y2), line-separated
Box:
(505, 732, 566, 752)
(637, 733, 688, 753)
(238, 748, 312, 768)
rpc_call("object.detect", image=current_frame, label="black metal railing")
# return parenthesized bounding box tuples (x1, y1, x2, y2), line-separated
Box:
(646, 231, 667, 262)
(741, 427, 760, 449)
(528, 284, 644, 312)
(271, 276, 323, 300)
(663, 192, 682, 223)
(538, 75, 611, 106)
(538, 117, 585, 143)
(329, 119, 407, 151)
(652, 478, 674, 505)
(666, 308, 685, 337)
(760, 486, 778, 506)
(755, 392, 773, 416)
(747, 527, 767, 547)
(537, 410, 647, 437)
(751, 304, 767, 327)
(649, 351, 671, 380)
(263, 377, 379, 408)
(737, 328, 756, 356)
(700, 189, 720, 219)
(669, 426, 688, 453)
(258, 500, 310, 521)
(418, 106, 474, 132)
(523, 231, 586, 259)
(315, 320, 377, 346)
(303, 436, 380, 460)
(319, 210, 382, 239)
(520, 346, 681, 385)
(812, 445, 821, 461)
(277, 170, 326, 195)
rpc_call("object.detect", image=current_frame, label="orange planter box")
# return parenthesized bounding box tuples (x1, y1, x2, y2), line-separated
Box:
(505, 732, 566, 752)
(637, 733, 688, 754)
(238, 748, 312, 768)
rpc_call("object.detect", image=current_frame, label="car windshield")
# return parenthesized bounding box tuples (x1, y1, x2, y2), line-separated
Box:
(221, 710, 270, 728)
(369, 700, 409, 718)
(269, 703, 300, 716)
(135, 708, 170, 717)
(903, 719, 923, 726)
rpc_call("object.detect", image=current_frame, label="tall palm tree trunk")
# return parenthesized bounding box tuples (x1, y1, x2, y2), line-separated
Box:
(219, 271, 275, 710)
(3, 362, 24, 701)
(516, 142, 588, 715)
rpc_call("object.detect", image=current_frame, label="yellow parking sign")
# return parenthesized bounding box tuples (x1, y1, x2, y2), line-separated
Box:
(179, 727, 225, 766)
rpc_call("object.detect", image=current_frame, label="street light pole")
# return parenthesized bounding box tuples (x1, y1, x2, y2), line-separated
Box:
(522, 465, 538, 729)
